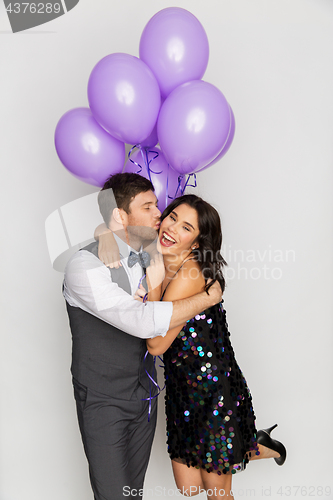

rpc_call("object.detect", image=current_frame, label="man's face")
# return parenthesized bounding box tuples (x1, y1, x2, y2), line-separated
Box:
(121, 190, 161, 241)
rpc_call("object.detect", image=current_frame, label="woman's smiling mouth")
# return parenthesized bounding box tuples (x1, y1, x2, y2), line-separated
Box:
(160, 231, 177, 247)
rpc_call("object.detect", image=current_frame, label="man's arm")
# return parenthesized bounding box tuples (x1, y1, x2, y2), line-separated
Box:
(64, 251, 221, 340)
(64, 250, 172, 339)
(169, 280, 221, 330)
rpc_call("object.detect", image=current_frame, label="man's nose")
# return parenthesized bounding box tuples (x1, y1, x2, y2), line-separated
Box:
(154, 206, 161, 218)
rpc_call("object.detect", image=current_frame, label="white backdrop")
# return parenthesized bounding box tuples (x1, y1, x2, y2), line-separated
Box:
(1, 1, 332, 499)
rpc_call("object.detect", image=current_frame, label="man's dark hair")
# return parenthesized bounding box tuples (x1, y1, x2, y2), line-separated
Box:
(98, 173, 154, 226)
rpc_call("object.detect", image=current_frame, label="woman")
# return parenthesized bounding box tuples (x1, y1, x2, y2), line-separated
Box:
(99, 194, 286, 499)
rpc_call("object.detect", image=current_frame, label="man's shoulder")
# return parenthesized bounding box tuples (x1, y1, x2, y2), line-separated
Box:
(81, 241, 99, 255)
(65, 246, 102, 274)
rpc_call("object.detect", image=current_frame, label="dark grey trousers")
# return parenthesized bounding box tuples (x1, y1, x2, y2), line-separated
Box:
(73, 378, 157, 500)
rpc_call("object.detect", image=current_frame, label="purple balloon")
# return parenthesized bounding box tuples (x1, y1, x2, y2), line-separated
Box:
(124, 147, 185, 212)
(157, 80, 231, 174)
(197, 105, 235, 172)
(140, 7, 209, 98)
(55, 107, 125, 187)
(139, 123, 159, 149)
(88, 53, 161, 145)
(138, 97, 164, 149)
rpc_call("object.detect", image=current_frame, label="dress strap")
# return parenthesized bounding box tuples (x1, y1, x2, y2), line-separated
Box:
(161, 257, 196, 301)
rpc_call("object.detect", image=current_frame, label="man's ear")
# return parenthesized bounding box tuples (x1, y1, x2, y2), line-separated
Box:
(112, 207, 126, 225)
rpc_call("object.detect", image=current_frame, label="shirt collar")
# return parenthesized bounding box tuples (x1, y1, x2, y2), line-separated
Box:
(113, 233, 142, 260)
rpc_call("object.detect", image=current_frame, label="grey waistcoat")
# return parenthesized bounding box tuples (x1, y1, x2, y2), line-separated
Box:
(66, 241, 156, 399)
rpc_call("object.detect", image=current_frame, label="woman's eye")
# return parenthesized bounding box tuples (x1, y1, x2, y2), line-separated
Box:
(170, 215, 176, 221)
(183, 226, 190, 231)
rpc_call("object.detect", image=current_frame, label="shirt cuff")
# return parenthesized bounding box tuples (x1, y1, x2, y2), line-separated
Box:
(152, 301, 173, 337)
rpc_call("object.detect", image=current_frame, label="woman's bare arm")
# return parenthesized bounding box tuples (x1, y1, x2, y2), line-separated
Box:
(145, 250, 165, 301)
(94, 224, 121, 268)
(146, 261, 206, 356)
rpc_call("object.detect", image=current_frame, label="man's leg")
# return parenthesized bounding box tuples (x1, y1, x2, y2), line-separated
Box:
(126, 385, 157, 492)
(73, 379, 157, 500)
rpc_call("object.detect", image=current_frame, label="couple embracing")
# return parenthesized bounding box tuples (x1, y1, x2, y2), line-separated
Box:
(63, 173, 286, 500)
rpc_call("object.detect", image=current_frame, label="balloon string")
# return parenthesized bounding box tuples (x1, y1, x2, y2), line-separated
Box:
(165, 164, 170, 209)
(182, 173, 197, 194)
(128, 144, 143, 174)
(140, 148, 152, 183)
(128, 145, 138, 158)
(127, 147, 163, 183)
(141, 350, 165, 422)
(146, 149, 163, 174)
(128, 148, 197, 204)
(170, 174, 184, 200)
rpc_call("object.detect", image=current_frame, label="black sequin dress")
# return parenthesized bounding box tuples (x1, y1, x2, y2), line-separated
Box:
(163, 301, 258, 475)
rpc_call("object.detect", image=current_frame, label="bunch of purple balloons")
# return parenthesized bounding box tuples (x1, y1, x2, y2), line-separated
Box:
(54, 7, 235, 212)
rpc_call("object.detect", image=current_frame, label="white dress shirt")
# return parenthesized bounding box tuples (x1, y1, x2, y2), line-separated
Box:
(63, 235, 172, 339)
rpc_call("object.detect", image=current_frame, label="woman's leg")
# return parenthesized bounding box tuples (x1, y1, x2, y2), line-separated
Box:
(249, 444, 279, 461)
(172, 460, 205, 497)
(171, 460, 234, 499)
(200, 469, 234, 500)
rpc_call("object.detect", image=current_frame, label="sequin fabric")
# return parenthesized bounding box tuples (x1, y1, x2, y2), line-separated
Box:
(163, 301, 258, 475)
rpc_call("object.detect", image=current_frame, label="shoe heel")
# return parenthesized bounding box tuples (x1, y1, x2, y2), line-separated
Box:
(262, 424, 278, 436)
(257, 424, 286, 466)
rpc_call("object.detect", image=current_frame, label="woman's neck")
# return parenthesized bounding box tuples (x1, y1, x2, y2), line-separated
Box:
(163, 250, 193, 276)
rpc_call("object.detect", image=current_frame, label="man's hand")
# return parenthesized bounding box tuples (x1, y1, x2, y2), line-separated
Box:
(206, 280, 223, 305)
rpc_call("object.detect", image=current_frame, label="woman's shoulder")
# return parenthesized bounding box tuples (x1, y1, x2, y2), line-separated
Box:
(163, 258, 205, 301)
(171, 257, 203, 282)
(180, 256, 202, 275)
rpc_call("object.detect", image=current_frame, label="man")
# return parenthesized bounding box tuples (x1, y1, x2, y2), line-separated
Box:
(63, 173, 222, 499)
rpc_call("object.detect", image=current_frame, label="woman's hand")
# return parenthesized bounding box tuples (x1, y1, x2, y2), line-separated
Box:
(146, 250, 165, 292)
(98, 229, 121, 269)
(134, 284, 147, 302)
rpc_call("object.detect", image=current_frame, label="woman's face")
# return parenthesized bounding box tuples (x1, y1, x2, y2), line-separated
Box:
(158, 203, 200, 257)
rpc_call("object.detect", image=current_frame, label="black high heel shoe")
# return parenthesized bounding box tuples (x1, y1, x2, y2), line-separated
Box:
(257, 424, 287, 466)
